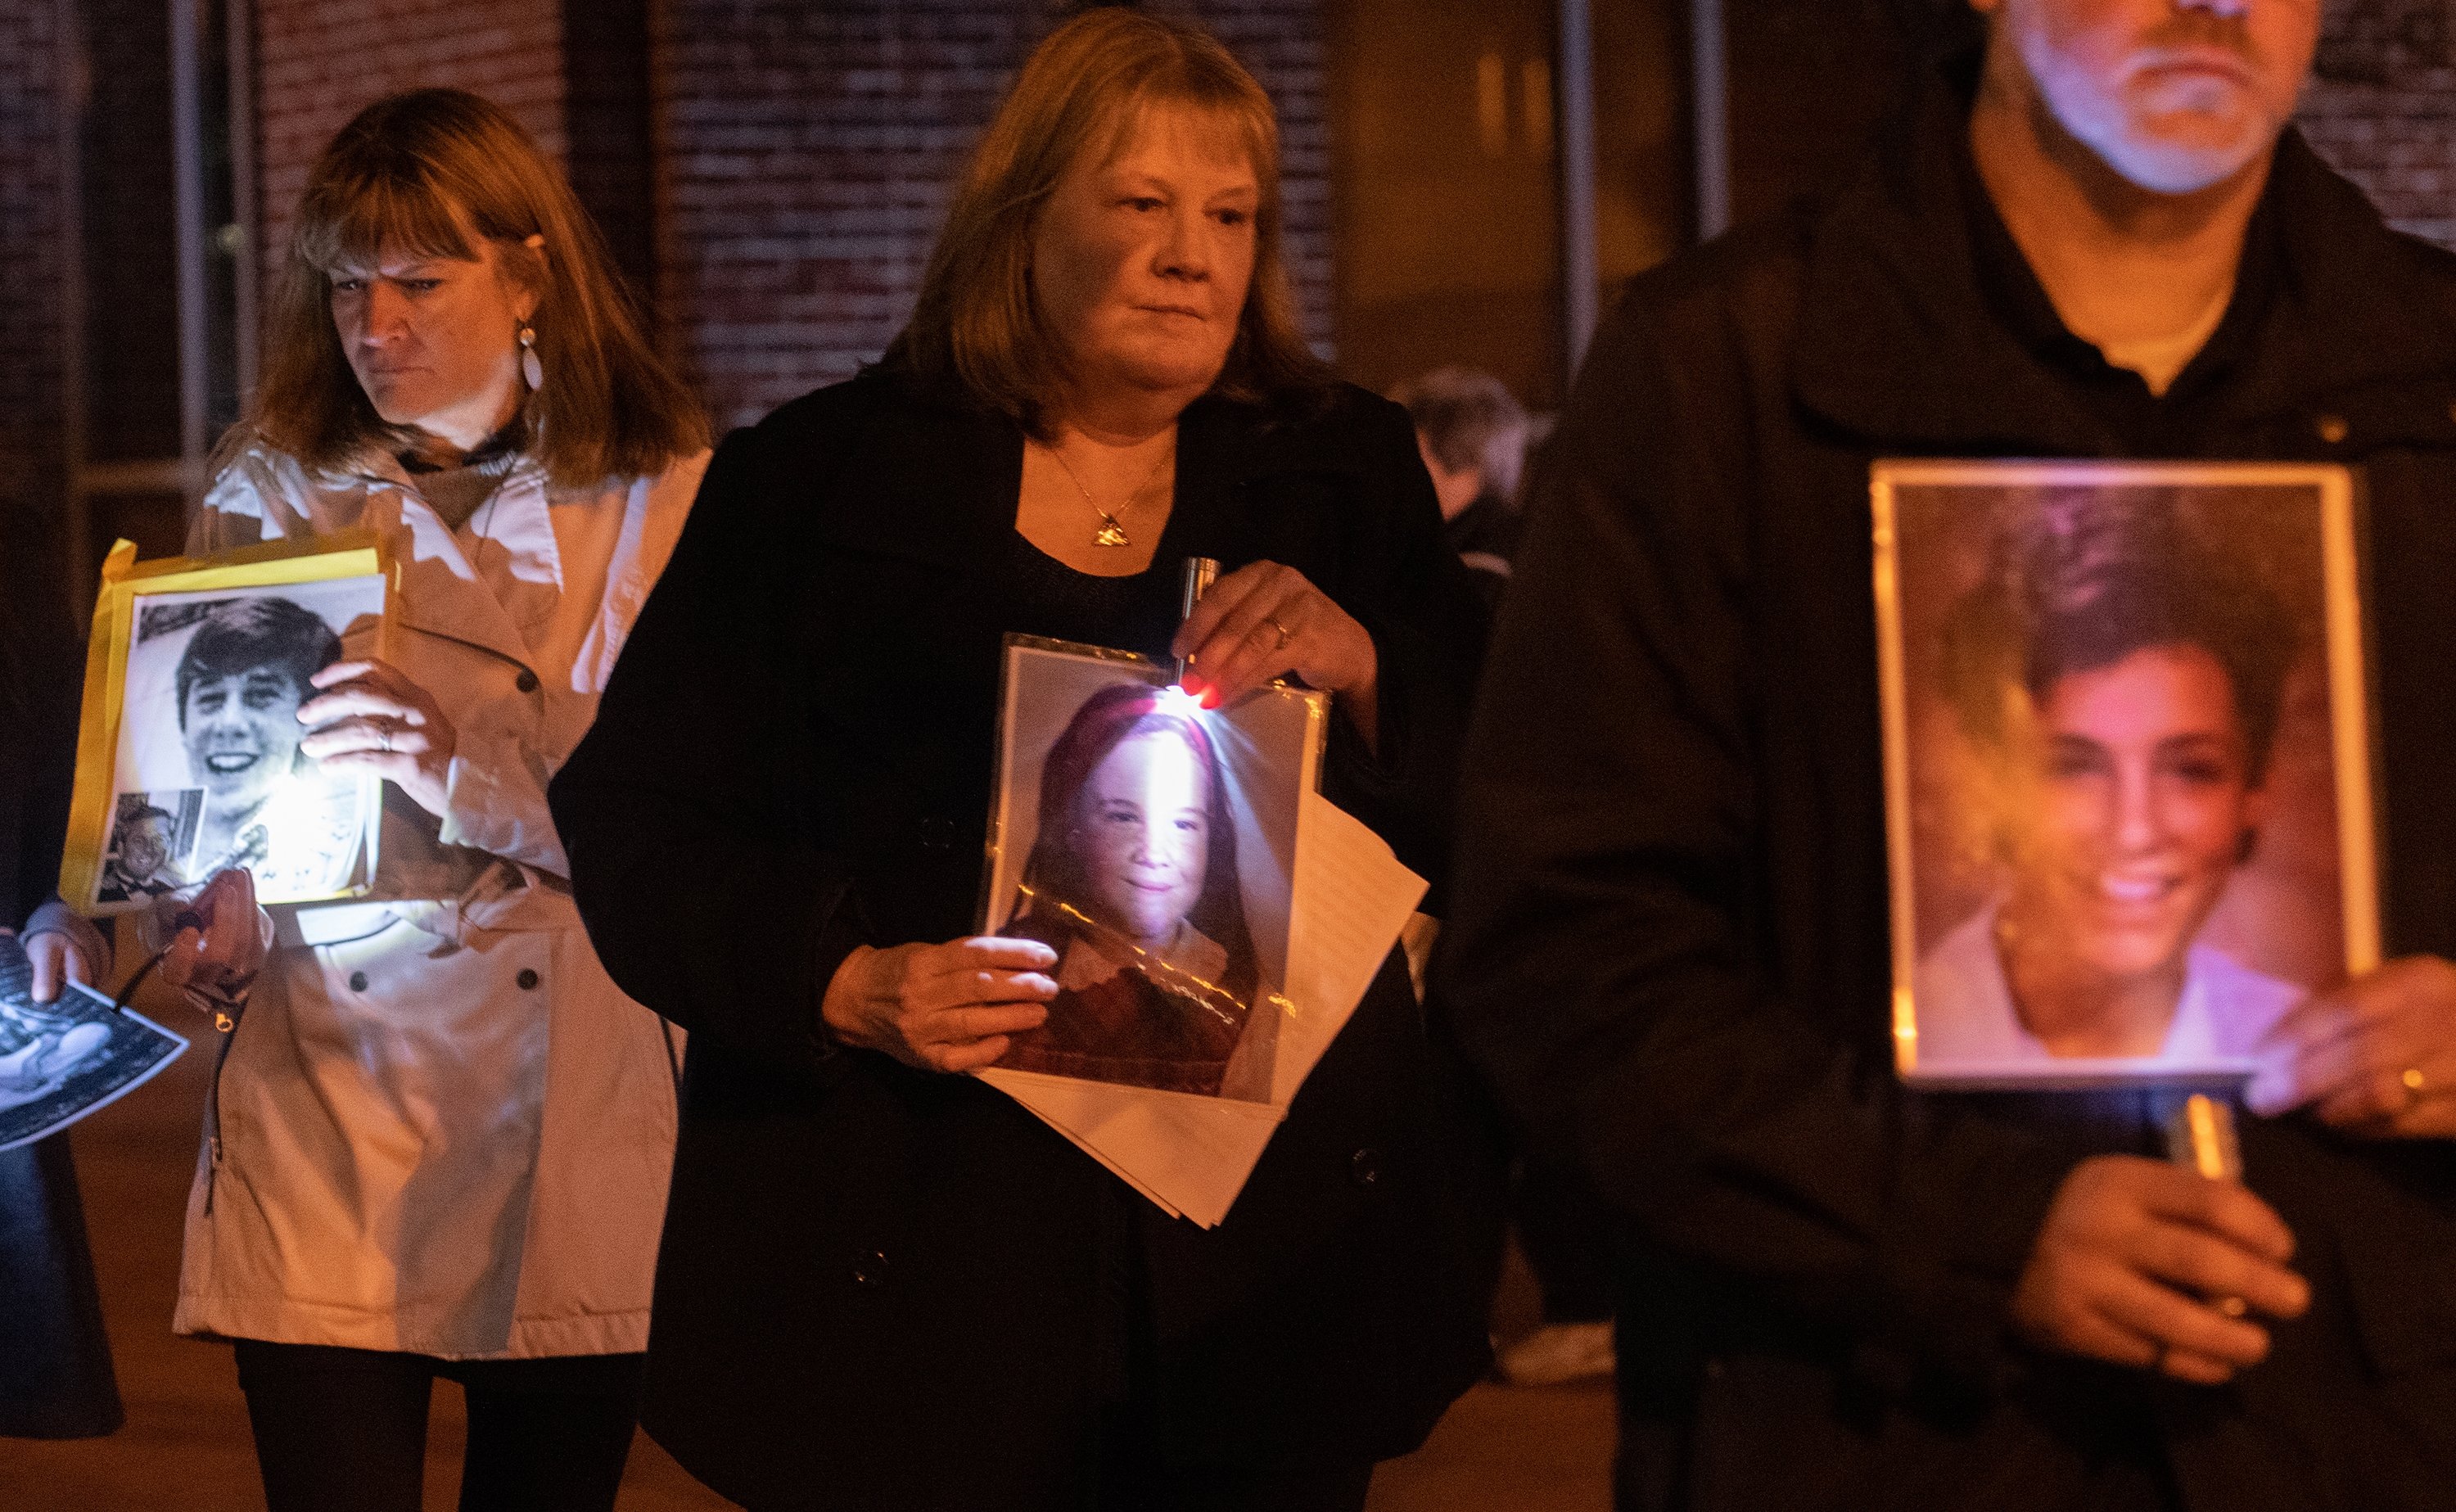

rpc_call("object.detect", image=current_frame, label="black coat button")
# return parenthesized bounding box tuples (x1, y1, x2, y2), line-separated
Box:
(515, 669, 540, 693)
(852, 1248, 890, 1287)
(516, 968, 540, 991)
(348, 971, 368, 992)
(917, 816, 955, 852)
(1350, 1148, 1381, 1188)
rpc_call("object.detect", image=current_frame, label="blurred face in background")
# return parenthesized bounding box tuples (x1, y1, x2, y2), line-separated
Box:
(1415, 433, 1485, 521)
(1999, 643, 2270, 994)
(1976, 0, 2322, 193)
(1076, 728, 1213, 946)
(1031, 102, 1259, 415)
(328, 214, 536, 445)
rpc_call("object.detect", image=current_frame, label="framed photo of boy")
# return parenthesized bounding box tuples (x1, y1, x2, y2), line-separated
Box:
(61, 535, 394, 915)
(978, 636, 1326, 1104)
(1872, 461, 2381, 1088)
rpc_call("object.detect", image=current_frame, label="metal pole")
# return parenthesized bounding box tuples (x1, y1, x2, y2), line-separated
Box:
(170, 0, 210, 477)
(58, 0, 91, 594)
(1556, 0, 1599, 383)
(1691, 0, 1730, 241)
(227, 0, 260, 411)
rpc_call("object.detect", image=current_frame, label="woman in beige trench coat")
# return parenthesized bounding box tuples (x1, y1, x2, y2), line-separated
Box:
(174, 88, 708, 1512)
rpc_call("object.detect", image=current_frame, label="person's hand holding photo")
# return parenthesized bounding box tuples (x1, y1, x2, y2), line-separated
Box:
(158, 867, 270, 1023)
(2249, 955, 2456, 1137)
(820, 937, 1058, 1074)
(1171, 561, 1380, 750)
(18, 924, 95, 1006)
(296, 658, 459, 817)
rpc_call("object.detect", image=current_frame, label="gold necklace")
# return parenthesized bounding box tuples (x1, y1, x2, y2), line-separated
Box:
(1043, 439, 1175, 548)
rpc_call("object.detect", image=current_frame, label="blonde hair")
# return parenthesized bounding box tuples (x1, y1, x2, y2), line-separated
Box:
(889, 8, 1330, 434)
(251, 88, 707, 488)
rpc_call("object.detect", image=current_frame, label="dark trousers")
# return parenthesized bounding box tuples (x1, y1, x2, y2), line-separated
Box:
(1516, 1155, 1616, 1324)
(233, 1339, 643, 1512)
(1093, 1443, 1374, 1512)
(0, 1135, 122, 1438)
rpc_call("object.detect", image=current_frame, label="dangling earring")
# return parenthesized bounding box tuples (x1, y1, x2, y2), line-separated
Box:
(518, 324, 544, 391)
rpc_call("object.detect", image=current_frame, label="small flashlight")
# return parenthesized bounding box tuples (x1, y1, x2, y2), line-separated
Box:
(2165, 1092, 2243, 1183)
(1176, 556, 1220, 688)
(2165, 1092, 2250, 1318)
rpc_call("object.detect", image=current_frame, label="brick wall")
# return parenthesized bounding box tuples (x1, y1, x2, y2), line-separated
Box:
(250, 0, 567, 302)
(2300, 0, 2456, 247)
(655, 0, 1334, 431)
(0, 0, 70, 595)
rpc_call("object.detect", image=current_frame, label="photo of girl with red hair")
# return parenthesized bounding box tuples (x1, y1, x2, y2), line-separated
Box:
(995, 681, 1266, 1097)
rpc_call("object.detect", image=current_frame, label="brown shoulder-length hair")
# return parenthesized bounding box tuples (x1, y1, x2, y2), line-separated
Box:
(887, 8, 1333, 434)
(251, 88, 707, 487)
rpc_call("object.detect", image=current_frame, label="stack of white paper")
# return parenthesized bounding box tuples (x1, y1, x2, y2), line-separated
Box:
(980, 790, 1426, 1226)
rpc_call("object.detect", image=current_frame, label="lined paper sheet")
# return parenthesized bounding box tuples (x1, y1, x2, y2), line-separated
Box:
(1273, 791, 1430, 1104)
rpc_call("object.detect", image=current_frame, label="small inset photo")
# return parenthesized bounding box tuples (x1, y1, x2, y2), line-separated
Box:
(96, 789, 202, 903)
(1872, 461, 2379, 1087)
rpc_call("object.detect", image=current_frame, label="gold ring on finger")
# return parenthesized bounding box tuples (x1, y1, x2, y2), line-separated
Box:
(1263, 616, 1293, 648)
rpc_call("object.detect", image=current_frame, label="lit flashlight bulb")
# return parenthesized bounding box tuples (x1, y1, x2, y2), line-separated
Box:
(1157, 683, 1207, 718)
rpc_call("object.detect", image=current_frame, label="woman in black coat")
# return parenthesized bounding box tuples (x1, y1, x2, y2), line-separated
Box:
(549, 14, 1498, 1511)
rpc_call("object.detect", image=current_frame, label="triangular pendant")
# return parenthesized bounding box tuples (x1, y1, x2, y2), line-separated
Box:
(1094, 520, 1131, 548)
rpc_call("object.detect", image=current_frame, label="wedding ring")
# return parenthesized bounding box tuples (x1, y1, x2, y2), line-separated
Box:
(378, 724, 394, 754)
(2402, 1066, 2427, 1105)
(1263, 616, 1293, 648)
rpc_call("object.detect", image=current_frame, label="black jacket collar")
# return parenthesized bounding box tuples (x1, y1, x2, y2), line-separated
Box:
(814, 363, 1378, 569)
(1788, 66, 2456, 457)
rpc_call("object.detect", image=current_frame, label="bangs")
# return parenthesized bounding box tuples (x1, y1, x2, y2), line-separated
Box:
(1094, 83, 1275, 188)
(293, 164, 475, 274)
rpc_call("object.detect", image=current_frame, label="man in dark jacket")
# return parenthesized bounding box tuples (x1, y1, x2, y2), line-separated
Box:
(1446, 0, 2456, 1506)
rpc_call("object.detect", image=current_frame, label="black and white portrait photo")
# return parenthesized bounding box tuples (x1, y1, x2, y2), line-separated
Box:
(0, 932, 187, 1153)
(1874, 462, 2378, 1086)
(95, 790, 201, 903)
(93, 572, 386, 912)
(982, 639, 1319, 1102)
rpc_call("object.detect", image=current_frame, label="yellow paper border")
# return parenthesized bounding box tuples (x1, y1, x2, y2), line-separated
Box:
(60, 532, 399, 915)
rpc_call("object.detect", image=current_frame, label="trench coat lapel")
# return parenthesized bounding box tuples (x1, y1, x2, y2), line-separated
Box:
(350, 454, 547, 675)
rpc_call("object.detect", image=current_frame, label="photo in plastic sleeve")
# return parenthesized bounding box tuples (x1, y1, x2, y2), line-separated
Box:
(0, 933, 187, 1153)
(981, 639, 1315, 1103)
(93, 572, 386, 913)
(1872, 461, 2378, 1087)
